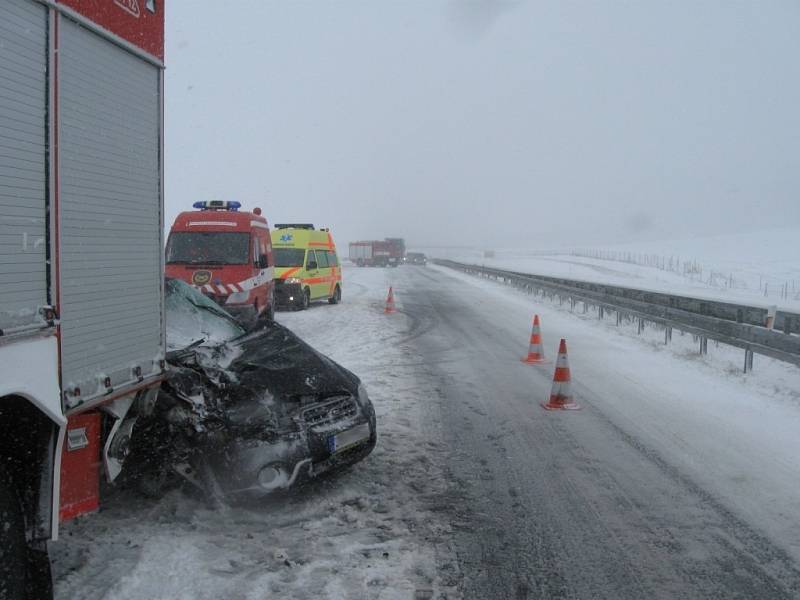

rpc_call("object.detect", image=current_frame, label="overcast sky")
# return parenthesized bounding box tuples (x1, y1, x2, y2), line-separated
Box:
(164, 1, 800, 250)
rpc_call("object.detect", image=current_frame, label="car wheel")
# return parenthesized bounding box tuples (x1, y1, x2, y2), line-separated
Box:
(328, 285, 341, 305)
(301, 288, 311, 310)
(0, 471, 29, 600)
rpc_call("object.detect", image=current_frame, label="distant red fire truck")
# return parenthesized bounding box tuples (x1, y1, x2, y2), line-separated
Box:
(349, 238, 406, 267)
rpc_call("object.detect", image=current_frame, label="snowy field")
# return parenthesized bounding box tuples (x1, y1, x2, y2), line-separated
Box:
(420, 226, 800, 311)
(51, 267, 460, 600)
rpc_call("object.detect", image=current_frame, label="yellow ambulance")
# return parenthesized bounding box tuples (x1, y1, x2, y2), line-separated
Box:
(271, 224, 342, 310)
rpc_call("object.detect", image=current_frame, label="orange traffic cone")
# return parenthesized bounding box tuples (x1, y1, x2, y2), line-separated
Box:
(384, 287, 396, 314)
(521, 315, 548, 364)
(541, 339, 581, 410)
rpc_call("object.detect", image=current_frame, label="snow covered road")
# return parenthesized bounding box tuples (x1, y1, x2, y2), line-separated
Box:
(52, 263, 800, 599)
(398, 263, 800, 599)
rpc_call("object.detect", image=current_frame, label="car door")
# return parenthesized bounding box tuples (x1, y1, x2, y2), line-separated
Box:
(315, 249, 331, 297)
(305, 249, 321, 299)
(327, 250, 342, 289)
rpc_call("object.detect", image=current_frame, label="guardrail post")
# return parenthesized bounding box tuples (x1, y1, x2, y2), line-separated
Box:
(699, 336, 708, 355)
(744, 348, 754, 373)
(583, 301, 588, 314)
(637, 318, 644, 335)
(616, 311, 622, 326)
(599, 306, 604, 319)
(570, 297, 575, 311)
(665, 326, 672, 344)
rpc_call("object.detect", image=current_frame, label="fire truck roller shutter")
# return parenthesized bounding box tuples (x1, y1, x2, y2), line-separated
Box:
(58, 16, 163, 409)
(0, 0, 48, 332)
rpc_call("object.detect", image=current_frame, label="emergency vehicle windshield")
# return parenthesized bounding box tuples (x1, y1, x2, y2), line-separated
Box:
(274, 248, 306, 267)
(166, 232, 250, 265)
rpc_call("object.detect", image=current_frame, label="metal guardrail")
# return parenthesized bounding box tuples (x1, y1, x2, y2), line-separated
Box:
(434, 259, 800, 371)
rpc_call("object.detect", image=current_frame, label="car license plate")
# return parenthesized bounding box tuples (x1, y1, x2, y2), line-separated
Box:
(327, 423, 371, 454)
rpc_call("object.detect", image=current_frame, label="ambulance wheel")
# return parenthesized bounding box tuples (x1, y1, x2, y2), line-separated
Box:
(0, 471, 28, 600)
(301, 288, 311, 310)
(328, 285, 341, 304)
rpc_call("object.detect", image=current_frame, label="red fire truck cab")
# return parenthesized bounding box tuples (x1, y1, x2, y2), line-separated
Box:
(166, 201, 276, 325)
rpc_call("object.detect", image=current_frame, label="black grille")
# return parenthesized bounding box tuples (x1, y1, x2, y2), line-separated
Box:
(302, 396, 358, 428)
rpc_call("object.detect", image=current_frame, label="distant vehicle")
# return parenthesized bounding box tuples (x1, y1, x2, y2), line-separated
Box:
(406, 252, 428, 266)
(349, 240, 389, 267)
(0, 1, 165, 594)
(385, 238, 406, 265)
(122, 279, 377, 500)
(271, 225, 342, 309)
(166, 201, 276, 326)
(349, 238, 406, 267)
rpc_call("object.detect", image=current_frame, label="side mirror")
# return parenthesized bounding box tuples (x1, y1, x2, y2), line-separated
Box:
(307, 261, 318, 270)
(258, 255, 269, 269)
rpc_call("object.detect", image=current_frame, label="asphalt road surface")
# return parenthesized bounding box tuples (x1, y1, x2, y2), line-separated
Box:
(395, 265, 800, 600)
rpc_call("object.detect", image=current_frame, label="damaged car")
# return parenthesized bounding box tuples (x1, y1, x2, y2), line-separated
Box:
(121, 278, 377, 499)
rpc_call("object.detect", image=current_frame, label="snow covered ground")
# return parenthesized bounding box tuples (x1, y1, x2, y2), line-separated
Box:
(50, 258, 800, 598)
(51, 267, 460, 600)
(419, 226, 800, 311)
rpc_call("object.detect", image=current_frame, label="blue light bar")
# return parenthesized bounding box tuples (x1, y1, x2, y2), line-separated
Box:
(192, 200, 241, 211)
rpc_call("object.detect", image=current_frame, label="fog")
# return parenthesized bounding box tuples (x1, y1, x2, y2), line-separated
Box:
(165, 1, 800, 250)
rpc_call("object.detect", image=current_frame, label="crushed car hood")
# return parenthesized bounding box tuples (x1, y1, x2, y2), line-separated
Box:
(168, 321, 360, 407)
(226, 322, 360, 399)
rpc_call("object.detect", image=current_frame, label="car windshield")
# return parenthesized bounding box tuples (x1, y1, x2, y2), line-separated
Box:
(274, 248, 307, 267)
(166, 232, 250, 265)
(164, 278, 245, 351)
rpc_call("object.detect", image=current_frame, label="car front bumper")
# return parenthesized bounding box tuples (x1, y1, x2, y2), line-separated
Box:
(208, 395, 377, 499)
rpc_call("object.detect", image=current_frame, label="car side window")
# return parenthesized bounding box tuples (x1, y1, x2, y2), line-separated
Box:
(327, 251, 338, 266)
(316, 250, 329, 268)
(306, 249, 317, 268)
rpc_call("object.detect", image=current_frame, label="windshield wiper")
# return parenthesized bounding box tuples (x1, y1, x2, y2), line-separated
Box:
(168, 337, 207, 358)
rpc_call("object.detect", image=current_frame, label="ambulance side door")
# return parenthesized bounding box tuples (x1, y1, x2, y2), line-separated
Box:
(305, 249, 321, 299)
(328, 250, 342, 288)
(315, 249, 331, 298)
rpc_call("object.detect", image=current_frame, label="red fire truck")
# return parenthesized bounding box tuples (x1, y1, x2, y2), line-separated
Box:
(349, 238, 406, 267)
(166, 201, 276, 325)
(0, 1, 165, 594)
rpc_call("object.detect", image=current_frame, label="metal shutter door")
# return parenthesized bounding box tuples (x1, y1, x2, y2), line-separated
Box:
(0, 0, 47, 331)
(59, 17, 163, 405)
